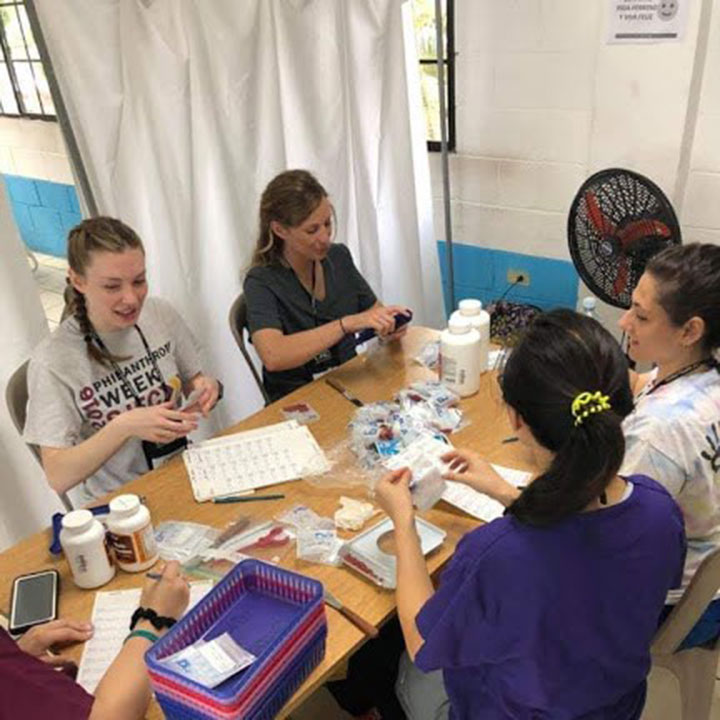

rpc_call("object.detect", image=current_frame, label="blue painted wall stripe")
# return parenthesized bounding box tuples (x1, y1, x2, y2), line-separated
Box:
(437, 241, 579, 317)
(2, 174, 80, 258)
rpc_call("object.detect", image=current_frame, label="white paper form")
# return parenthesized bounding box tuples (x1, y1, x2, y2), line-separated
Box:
(76, 581, 212, 693)
(442, 465, 532, 522)
(183, 420, 330, 502)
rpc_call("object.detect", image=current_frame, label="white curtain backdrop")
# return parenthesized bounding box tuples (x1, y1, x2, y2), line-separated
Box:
(0, 180, 63, 551)
(34, 0, 442, 428)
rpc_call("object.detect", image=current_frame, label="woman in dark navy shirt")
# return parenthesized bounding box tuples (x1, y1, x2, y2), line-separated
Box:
(244, 170, 408, 401)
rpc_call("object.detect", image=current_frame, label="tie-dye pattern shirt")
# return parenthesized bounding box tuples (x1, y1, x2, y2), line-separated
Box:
(621, 367, 720, 602)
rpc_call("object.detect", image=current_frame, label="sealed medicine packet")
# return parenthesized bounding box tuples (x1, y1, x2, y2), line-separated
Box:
(159, 632, 256, 688)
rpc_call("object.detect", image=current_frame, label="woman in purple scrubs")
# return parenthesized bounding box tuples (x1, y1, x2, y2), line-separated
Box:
(377, 309, 686, 720)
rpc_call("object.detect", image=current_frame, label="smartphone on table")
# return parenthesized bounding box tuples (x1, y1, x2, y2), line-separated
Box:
(9, 569, 59, 635)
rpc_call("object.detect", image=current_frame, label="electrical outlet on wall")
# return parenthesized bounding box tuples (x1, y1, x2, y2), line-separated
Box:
(507, 269, 530, 286)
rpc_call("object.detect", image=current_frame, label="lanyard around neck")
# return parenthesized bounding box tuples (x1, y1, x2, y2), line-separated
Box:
(291, 260, 319, 324)
(642, 357, 717, 398)
(310, 260, 317, 315)
(90, 325, 167, 406)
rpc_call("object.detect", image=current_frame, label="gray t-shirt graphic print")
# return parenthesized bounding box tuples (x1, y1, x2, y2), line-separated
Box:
(25, 297, 203, 504)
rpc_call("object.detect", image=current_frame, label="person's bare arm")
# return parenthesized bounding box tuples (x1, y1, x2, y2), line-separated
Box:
(41, 405, 198, 494)
(252, 303, 408, 372)
(442, 449, 522, 507)
(89, 562, 189, 720)
(375, 469, 434, 661)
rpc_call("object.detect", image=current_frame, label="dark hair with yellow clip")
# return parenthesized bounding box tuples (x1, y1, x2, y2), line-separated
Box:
(500, 309, 634, 526)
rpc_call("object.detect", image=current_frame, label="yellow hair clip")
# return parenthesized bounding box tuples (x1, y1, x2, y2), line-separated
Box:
(571, 391, 612, 427)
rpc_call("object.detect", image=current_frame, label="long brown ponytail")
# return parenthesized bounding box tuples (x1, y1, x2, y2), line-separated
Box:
(249, 170, 328, 268)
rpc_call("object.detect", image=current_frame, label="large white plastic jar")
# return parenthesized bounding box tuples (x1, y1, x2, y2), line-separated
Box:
(60, 509, 116, 589)
(456, 298, 491, 371)
(107, 494, 159, 572)
(440, 315, 482, 397)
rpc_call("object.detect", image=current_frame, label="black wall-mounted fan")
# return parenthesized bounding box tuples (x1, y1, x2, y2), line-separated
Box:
(567, 168, 681, 308)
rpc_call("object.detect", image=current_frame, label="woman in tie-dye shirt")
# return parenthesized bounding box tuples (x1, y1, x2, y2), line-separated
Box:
(620, 243, 720, 647)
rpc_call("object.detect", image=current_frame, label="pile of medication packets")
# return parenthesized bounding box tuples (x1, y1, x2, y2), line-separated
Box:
(349, 381, 464, 468)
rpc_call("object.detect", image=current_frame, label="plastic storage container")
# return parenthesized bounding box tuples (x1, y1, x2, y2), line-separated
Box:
(440, 315, 481, 397)
(146, 559, 327, 719)
(107, 494, 158, 572)
(455, 298, 491, 371)
(60, 509, 115, 589)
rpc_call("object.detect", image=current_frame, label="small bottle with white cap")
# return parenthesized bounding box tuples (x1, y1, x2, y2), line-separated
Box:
(582, 296, 597, 319)
(60, 509, 116, 589)
(454, 298, 491, 371)
(440, 314, 482, 397)
(106, 494, 159, 572)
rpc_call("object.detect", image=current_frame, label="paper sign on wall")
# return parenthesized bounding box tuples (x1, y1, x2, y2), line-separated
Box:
(607, 0, 690, 43)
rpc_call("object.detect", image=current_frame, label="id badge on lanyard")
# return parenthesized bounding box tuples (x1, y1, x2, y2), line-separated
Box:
(92, 325, 188, 470)
(307, 262, 339, 379)
(311, 348, 334, 379)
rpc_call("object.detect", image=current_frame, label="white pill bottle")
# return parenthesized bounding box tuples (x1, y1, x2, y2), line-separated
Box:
(454, 298, 491, 371)
(107, 494, 159, 572)
(60, 509, 116, 589)
(440, 314, 482, 397)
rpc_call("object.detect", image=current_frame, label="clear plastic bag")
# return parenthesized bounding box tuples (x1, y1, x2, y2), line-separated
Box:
(277, 505, 343, 566)
(155, 521, 219, 563)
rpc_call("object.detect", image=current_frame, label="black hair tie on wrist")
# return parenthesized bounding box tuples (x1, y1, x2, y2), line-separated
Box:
(129, 606, 177, 632)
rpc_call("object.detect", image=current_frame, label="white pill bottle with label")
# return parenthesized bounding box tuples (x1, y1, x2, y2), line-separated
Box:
(60, 509, 116, 589)
(107, 494, 159, 572)
(453, 298, 491, 371)
(440, 314, 481, 397)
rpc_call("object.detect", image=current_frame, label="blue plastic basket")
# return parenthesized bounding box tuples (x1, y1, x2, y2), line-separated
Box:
(146, 559, 327, 719)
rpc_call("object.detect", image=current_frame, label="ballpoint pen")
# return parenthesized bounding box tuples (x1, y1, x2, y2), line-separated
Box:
(212, 493, 285, 504)
(325, 377, 364, 407)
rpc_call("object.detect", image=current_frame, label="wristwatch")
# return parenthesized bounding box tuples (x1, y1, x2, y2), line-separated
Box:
(129, 606, 177, 632)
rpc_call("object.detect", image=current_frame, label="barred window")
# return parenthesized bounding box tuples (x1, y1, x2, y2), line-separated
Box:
(0, 0, 55, 118)
(411, 0, 455, 151)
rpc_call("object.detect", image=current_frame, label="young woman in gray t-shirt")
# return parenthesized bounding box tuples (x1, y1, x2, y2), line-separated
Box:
(24, 217, 221, 504)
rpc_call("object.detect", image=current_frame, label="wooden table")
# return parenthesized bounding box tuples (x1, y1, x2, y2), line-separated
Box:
(0, 327, 535, 718)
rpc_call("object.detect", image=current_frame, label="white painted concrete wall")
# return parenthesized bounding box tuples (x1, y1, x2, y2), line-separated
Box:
(684, 1, 720, 244)
(0, 116, 72, 183)
(429, 0, 720, 331)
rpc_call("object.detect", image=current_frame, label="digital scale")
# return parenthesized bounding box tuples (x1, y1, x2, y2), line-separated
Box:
(339, 516, 446, 588)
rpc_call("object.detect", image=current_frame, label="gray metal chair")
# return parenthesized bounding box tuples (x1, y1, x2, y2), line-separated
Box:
(5, 359, 73, 511)
(228, 293, 271, 405)
(647, 547, 720, 720)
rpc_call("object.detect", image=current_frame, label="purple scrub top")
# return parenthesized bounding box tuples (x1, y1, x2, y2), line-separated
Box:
(415, 475, 685, 719)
